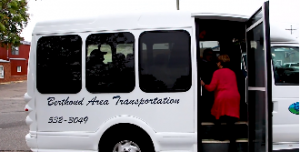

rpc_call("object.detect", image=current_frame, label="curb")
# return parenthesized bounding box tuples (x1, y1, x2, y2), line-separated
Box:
(0, 80, 26, 85)
(0, 82, 11, 85)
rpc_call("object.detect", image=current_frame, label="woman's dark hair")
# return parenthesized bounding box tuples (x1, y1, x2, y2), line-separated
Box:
(203, 48, 214, 58)
(217, 54, 230, 68)
(203, 48, 217, 62)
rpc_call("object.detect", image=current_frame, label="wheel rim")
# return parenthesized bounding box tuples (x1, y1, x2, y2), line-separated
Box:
(113, 140, 141, 152)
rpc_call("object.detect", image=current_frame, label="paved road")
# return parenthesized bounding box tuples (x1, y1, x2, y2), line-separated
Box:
(0, 81, 31, 151)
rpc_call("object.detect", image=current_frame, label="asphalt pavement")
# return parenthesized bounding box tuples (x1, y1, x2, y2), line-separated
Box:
(0, 81, 31, 151)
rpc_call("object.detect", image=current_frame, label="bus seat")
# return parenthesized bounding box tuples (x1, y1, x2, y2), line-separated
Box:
(125, 53, 134, 68)
(152, 54, 169, 82)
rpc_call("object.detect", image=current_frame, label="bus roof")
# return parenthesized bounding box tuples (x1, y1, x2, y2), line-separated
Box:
(32, 10, 298, 45)
(32, 10, 252, 35)
(270, 24, 299, 44)
(32, 11, 193, 35)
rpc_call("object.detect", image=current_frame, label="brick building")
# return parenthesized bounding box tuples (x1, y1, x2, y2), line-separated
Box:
(0, 41, 31, 83)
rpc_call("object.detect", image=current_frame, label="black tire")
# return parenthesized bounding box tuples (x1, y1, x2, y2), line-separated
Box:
(99, 128, 155, 152)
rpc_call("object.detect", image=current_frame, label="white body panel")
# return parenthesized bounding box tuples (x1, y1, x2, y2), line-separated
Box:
(271, 42, 299, 144)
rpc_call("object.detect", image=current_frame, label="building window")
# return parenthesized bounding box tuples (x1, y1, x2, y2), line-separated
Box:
(12, 46, 19, 55)
(36, 35, 82, 94)
(17, 66, 21, 72)
(0, 66, 4, 78)
(139, 30, 191, 92)
(86, 32, 135, 93)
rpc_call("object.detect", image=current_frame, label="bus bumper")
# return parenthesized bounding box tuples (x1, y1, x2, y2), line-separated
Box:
(25, 133, 37, 150)
(273, 143, 299, 152)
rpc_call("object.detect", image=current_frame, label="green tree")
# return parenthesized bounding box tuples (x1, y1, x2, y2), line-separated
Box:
(0, 0, 30, 49)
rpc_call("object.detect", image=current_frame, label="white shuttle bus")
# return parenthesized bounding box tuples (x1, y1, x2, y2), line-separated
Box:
(24, 1, 298, 152)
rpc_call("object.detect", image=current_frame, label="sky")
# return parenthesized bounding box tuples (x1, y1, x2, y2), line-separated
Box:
(20, 0, 299, 42)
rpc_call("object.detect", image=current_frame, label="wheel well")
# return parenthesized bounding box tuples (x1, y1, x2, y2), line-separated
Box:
(98, 123, 155, 150)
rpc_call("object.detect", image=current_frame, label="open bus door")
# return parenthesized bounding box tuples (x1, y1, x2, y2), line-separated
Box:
(246, 1, 273, 152)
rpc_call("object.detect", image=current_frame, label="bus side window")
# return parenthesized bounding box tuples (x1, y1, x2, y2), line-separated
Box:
(85, 32, 135, 93)
(271, 46, 299, 84)
(36, 35, 82, 94)
(139, 30, 192, 92)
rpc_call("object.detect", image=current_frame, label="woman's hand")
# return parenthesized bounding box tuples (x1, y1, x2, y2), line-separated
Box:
(201, 80, 205, 86)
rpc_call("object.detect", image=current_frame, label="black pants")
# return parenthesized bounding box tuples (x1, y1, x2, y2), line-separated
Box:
(214, 115, 238, 152)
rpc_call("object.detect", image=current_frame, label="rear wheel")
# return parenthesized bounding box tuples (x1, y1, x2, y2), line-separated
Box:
(99, 127, 154, 152)
(112, 140, 141, 152)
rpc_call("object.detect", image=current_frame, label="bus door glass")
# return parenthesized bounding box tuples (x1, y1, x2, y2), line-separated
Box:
(245, 1, 272, 152)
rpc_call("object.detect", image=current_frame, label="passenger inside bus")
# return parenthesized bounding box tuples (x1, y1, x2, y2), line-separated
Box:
(125, 53, 134, 68)
(85, 32, 135, 93)
(113, 53, 126, 72)
(86, 48, 108, 92)
(109, 52, 134, 91)
(200, 48, 218, 122)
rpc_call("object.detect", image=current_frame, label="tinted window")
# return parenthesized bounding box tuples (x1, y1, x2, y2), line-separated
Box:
(86, 32, 135, 93)
(139, 30, 191, 92)
(246, 23, 265, 87)
(37, 35, 82, 94)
